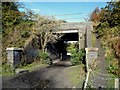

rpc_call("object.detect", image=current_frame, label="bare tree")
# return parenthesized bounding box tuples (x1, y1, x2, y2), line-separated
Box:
(34, 15, 62, 52)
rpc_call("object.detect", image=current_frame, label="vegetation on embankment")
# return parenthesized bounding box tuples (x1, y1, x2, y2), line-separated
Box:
(2, 60, 47, 76)
(2, 2, 61, 64)
(2, 2, 62, 76)
(0, 61, 48, 76)
(2, 2, 35, 63)
(90, 1, 120, 77)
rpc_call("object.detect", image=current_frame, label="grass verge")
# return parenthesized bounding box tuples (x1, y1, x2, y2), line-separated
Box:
(92, 32, 96, 47)
(19, 61, 47, 72)
(2, 61, 47, 76)
(67, 64, 85, 88)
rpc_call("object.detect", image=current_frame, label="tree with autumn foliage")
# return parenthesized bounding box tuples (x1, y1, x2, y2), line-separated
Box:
(92, 1, 120, 76)
(89, 7, 101, 24)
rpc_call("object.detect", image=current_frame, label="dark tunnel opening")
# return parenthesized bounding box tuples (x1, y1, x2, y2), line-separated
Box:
(47, 33, 78, 60)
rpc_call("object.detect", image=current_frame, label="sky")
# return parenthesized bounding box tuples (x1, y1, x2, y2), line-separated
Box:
(20, 2, 108, 22)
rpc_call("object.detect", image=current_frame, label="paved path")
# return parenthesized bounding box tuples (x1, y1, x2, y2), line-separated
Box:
(2, 66, 72, 89)
(2, 62, 84, 89)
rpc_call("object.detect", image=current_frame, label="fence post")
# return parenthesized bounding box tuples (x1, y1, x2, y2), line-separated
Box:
(115, 78, 119, 90)
(83, 69, 91, 89)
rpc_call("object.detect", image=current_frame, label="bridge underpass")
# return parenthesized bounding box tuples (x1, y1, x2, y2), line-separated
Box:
(47, 22, 87, 61)
(55, 32, 79, 60)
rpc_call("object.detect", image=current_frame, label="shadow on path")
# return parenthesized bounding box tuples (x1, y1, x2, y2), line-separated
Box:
(2, 63, 73, 89)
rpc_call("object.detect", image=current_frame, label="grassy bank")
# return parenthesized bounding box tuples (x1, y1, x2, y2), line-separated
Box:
(2, 61, 47, 76)
(67, 64, 85, 88)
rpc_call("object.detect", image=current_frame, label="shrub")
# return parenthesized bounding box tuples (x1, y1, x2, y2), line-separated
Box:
(21, 31, 30, 38)
(2, 64, 15, 76)
(105, 51, 119, 77)
(107, 64, 119, 77)
(70, 48, 85, 66)
(37, 50, 50, 64)
(67, 43, 85, 65)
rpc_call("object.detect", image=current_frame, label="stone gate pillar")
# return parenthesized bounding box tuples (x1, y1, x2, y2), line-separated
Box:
(85, 47, 98, 71)
(6, 47, 23, 68)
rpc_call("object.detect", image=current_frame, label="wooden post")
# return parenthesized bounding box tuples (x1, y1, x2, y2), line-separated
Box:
(85, 48, 89, 72)
(83, 69, 91, 89)
(115, 78, 119, 89)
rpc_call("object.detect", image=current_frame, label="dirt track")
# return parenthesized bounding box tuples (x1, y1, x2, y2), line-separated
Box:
(2, 64, 83, 89)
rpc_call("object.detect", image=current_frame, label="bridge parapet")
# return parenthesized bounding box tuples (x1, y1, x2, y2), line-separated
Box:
(60, 22, 86, 30)
(55, 22, 89, 34)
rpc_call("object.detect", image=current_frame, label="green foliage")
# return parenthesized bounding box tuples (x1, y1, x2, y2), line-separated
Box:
(21, 31, 30, 38)
(2, 61, 47, 76)
(2, 64, 15, 76)
(2, 2, 61, 65)
(105, 53, 114, 61)
(67, 43, 85, 65)
(107, 64, 116, 73)
(68, 65, 85, 88)
(106, 53, 119, 77)
(37, 50, 50, 65)
(2, 2, 21, 27)
(100, 2, 120, 27)
(107, 64, 119, 77)
(19, 60, 47, 72)
(67, 43, 76, 52)
(70, 48, 85, 66)
(94, 1, 120, 77)
(2, 2, 35, 63)
(95, 1, 120, 35)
